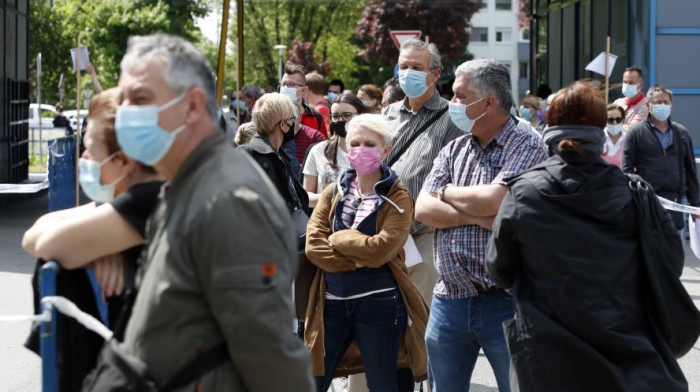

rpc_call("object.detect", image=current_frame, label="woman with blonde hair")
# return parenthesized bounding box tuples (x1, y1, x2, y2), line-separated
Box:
(305, 113, 429, 392)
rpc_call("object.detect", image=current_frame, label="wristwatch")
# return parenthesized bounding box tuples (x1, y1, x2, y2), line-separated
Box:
(437, 184, 451, 202)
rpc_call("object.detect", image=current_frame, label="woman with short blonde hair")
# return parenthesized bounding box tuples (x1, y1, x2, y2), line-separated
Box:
(252, 92, 297, 136)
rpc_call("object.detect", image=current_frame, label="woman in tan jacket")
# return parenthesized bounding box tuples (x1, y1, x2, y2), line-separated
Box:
(305, 114, 429, 391)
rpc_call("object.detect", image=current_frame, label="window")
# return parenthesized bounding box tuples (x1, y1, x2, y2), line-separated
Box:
(472, 27, 488, 43)
(496, 28, 512, 43)
(480, 0, 488, 9)
(519, 61, 528, 79)
(496, 0, 511, 10)
(520, 29, 530, 41)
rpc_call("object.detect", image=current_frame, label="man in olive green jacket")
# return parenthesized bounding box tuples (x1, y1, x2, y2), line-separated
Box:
(116, 33, 313, 391)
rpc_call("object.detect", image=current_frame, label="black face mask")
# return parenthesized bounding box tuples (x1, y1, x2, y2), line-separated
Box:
(282, 121, 296, 144)
(330, 120, 347, 138)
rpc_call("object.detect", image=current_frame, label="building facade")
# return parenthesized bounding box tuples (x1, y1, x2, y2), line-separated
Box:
(468, 0, 530, 104)
(531, 0, 700, 147)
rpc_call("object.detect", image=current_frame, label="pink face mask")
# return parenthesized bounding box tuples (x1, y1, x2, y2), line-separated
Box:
(348, 146, 383, 175)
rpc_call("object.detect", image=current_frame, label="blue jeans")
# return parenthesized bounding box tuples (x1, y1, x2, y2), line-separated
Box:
(425, 291, 513, 392)
(316, 289, 407, 392)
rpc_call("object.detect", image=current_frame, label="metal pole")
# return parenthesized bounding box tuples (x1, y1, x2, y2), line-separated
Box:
(237, 0, 244, 125)
(37, 53, 43, 165)
(216, 0, 230, 105)
(40, 261, 59, 392)
(274, 45, 287, 84)
(605, 36, 611, 103)
(75, 37, 82, 206)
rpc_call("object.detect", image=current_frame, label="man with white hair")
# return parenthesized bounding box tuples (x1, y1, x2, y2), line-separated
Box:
(415, 59, 547, 391)
(115, 33, 313, 391)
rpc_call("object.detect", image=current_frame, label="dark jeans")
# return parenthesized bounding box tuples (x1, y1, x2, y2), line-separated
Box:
(316, 288, 407, 392)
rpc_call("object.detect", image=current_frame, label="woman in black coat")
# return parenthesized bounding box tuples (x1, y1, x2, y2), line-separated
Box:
(486, 80, 687, 392)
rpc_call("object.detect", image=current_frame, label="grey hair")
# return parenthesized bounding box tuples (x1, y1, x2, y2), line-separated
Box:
(240, 85, 263, 100)
(455, 59, 514, 114)
(646, 84, 673, 103)
(400, 38, 442, 70)
(120, 33, 218, 119)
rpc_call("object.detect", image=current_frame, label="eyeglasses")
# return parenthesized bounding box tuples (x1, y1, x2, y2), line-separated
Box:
(280, 81, 305, 88)
(607, 117, 623, 124)
(330, 112, 358, 121)
(285, 116, 297, 122)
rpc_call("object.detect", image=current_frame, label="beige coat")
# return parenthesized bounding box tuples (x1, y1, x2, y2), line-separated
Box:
(304, 177, 429, 381)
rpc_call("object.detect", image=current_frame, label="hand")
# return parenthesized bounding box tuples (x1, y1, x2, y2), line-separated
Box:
(94, 253, 124, 301)
(86, 62, 96, 76)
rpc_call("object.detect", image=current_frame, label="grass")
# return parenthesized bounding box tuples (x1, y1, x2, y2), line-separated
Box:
(29, 152, 47, 173)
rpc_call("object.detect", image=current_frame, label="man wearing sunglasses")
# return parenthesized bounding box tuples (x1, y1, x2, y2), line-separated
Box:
(622, 84, 700, 242)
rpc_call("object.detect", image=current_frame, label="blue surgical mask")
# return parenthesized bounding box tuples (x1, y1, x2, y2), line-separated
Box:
(651, 104, 671, 121)
(448, 97, 486, 132)
(78, 152, 125, 202)
(398, 69, 434, 99)
(280, 86, 298, 102)
(521, 107, 532, 120)
(115, 93, 187, 166)
(606, 124, 623, 136)
(327, 92, 338, 103)
(621, 83, 639, 98)
(232, 99, 247, 111)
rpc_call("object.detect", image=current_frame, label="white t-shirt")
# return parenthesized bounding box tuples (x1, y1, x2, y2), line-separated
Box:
(302, 140, 350, 192)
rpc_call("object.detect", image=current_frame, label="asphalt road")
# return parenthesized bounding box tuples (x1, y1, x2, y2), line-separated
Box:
(1, 188, 698, 391)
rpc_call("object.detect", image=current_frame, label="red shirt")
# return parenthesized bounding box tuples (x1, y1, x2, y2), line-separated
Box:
(294, 125, 327, 164)
(314, 99, 331, 138)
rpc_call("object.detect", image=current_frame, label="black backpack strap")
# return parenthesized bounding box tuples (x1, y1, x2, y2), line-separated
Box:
(159, 342, 230, 392)
(387, 106, 448, 167)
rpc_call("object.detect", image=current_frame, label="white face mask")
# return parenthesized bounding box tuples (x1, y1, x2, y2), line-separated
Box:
(621, 83, 639, 98)
(280, 86, 298, 102)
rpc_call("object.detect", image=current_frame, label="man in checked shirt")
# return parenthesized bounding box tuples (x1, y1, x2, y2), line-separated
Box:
(415, 59, 547, 392)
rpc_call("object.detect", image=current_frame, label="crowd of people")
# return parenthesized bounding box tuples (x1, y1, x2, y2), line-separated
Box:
(20, 32, 696, 392)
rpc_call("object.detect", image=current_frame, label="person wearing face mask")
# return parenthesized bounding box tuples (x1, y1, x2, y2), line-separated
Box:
(601, 104, 627, 167)
(305, 113, 429, 392)
(113, 34, 313, 391)
(357, 84, 383, 113)
(290, 101, 327, 166)
(622, 84, 700, 242)
(280, 62, 327, 137)
(239, 93, 309, 217)
(520, 95, 545, 133)
(382, 38, 464, 318)
(612, 66, 649, 130)
(414, 59, 547, 392)
(303, 93, 372, 207)
(22, 88, 164, 391)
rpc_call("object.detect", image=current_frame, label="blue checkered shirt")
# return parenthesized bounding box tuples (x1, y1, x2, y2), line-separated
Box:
(422, 119, 548, 299)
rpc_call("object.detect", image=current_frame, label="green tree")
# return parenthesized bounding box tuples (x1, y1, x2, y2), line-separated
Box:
(29, 0, 209, 109)
(230, 0, 368, 90)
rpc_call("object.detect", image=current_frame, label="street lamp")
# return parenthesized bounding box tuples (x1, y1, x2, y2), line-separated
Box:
(273, 45, 287, 85)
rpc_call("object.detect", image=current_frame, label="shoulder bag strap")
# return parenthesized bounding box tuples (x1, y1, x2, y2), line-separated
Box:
(673, 125, 684, 201)
(387, 106, 448, 167)
(159, 342, 230, 392)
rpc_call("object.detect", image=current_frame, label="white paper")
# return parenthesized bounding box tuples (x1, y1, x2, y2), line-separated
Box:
(585, 52, 618, 77)
(689, 217, 700, 259)
(70, 46, 90, 72)
(403, 234, 422, 268)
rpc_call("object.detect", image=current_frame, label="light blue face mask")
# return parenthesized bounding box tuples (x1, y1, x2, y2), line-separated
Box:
(280, 86, 299, 102)
(521, 107, 532, 120)
(78, 152, 125, 203)
(327, 92, 338, 103)
(115, 93, 187, 166)
(606, 124, 623, 135)
(651, 103, 671, 121)
(398, 69, 434, 99)
(448, 97, 486, 132)
(621, 83, 639, 98)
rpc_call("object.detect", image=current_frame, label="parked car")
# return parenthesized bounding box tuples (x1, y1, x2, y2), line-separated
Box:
(64, 110, 89, 131)
(28, 104, 58, 129)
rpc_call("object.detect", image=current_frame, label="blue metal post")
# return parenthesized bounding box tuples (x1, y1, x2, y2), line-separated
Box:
(40, 262, 59, 392)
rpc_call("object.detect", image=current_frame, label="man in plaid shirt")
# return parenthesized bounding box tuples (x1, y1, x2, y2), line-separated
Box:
(415, 59, 547, 391)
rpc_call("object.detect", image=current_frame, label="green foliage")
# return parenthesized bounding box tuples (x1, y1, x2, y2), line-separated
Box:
(230, 0, 368, 91)
(29, 0, 210, 110)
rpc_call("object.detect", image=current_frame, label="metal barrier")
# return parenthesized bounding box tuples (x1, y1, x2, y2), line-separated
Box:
(40, 261, 59, 392)
(48, 136, 77, 212)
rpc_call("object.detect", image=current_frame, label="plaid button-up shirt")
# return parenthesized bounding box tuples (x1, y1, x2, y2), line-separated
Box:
(422, 119, 547, 299)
